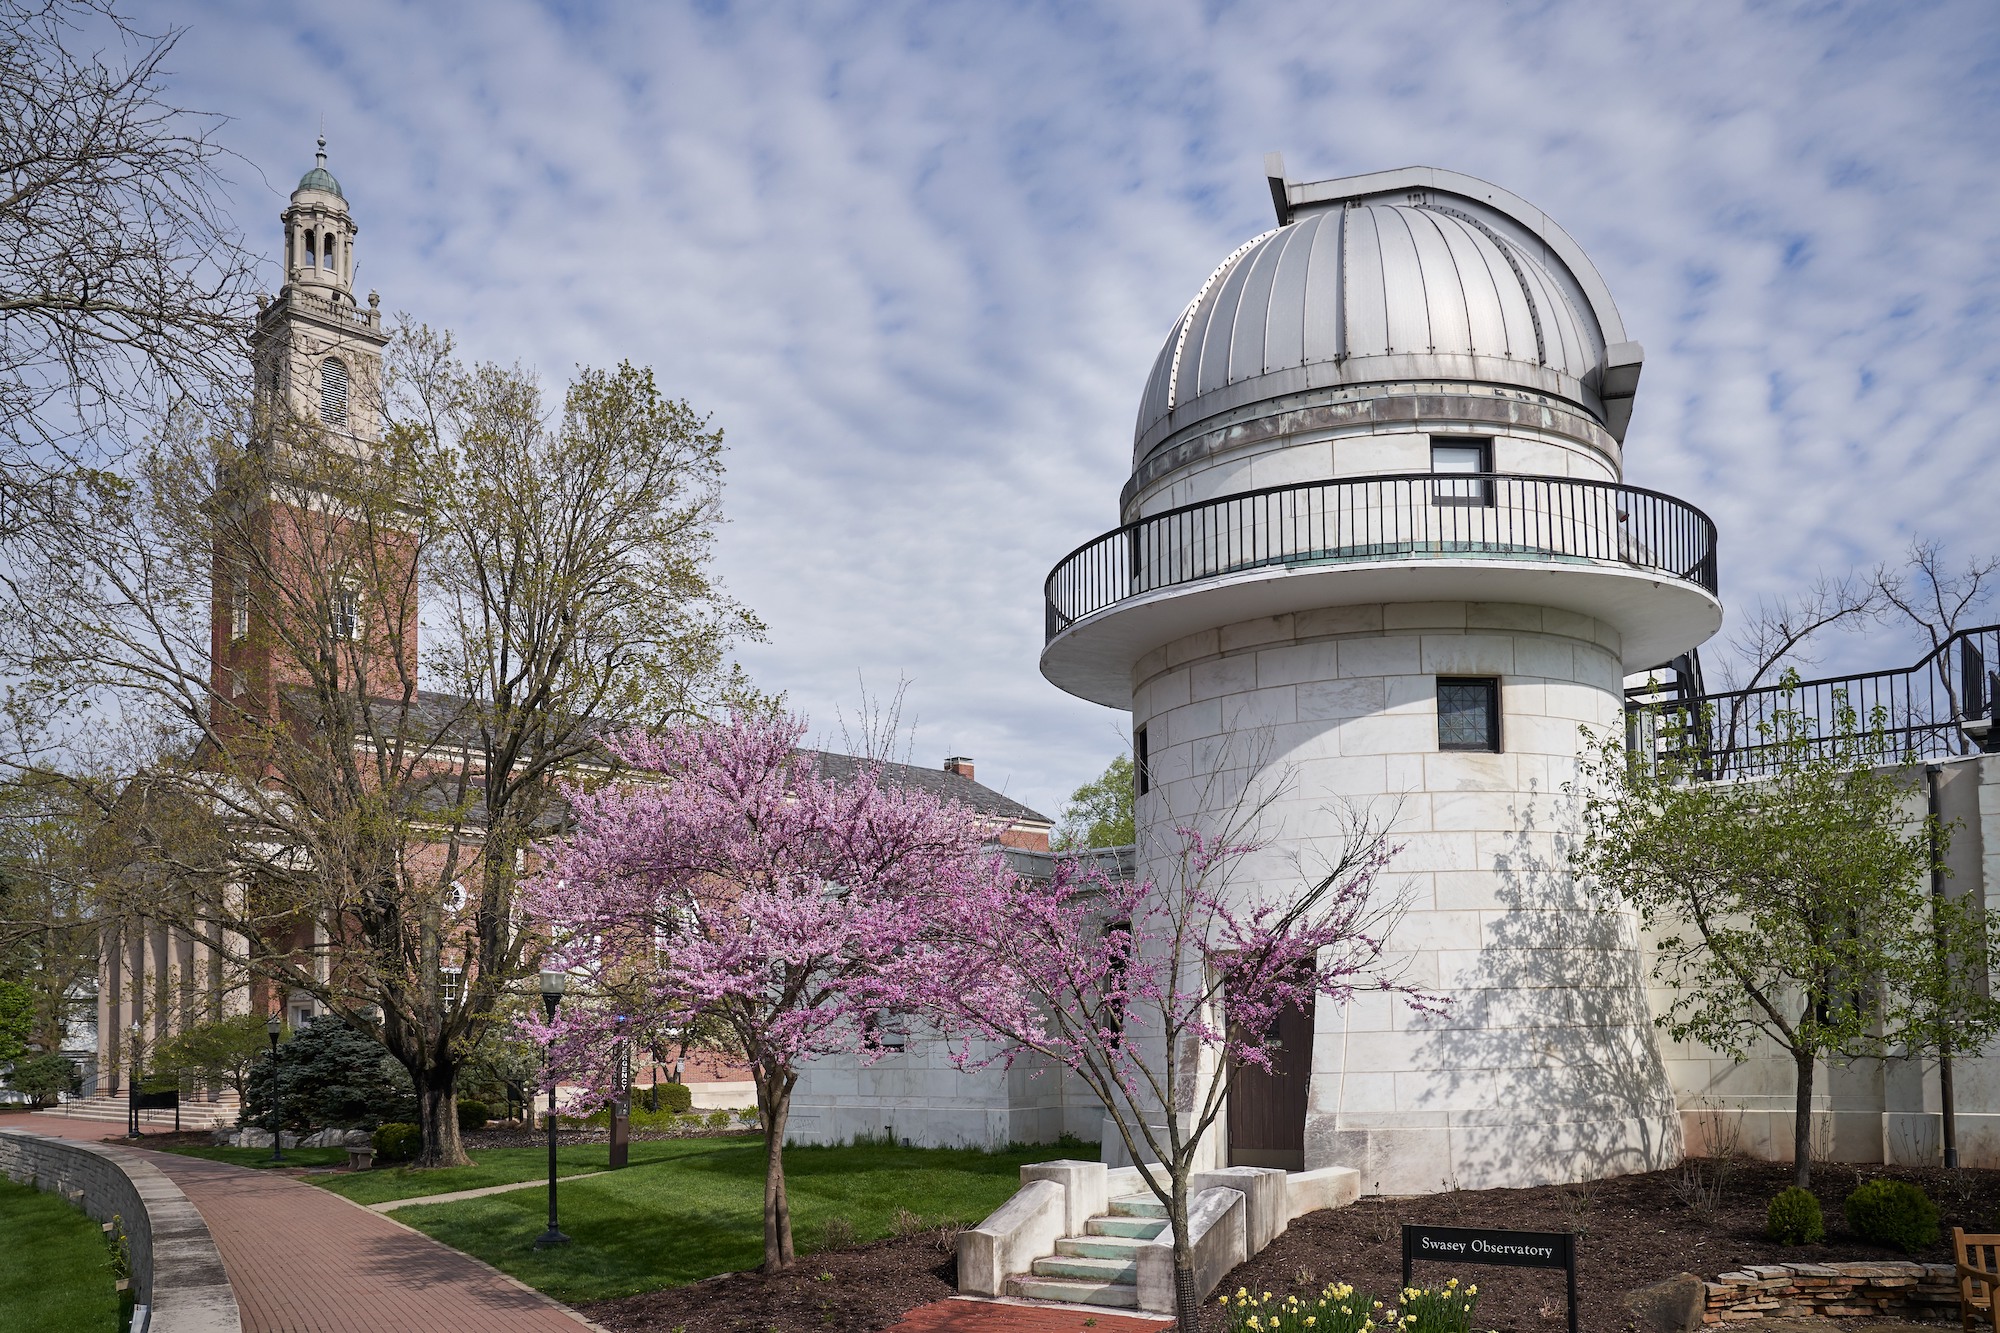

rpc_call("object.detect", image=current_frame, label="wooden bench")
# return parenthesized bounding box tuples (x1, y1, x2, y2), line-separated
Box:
(1955, 1228, 2000, 1332)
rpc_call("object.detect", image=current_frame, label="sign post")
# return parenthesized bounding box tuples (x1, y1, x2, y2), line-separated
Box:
(1401, 1224, 1577, 1333)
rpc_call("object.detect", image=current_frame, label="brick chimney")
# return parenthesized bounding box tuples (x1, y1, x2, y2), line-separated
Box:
(943, 756, 975, 781)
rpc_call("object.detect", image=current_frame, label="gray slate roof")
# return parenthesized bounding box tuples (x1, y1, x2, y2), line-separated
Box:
(277, 687, 1052, 828)
(801, 750, 1050, 826)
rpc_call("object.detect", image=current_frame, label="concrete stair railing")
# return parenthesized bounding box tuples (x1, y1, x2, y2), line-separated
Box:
(960, 1158, 1360, 1314)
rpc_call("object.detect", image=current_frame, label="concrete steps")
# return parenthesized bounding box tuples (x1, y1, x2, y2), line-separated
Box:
(1110, 1194, 1167, 1219)
(1031, 1253, 1137, 1283)
(1009, 1275, 1141, 1307)
(35, 1093, 241, 1129)
(1056, 1234, 1145, 1260)
(1005, 1193, 1168, 1309)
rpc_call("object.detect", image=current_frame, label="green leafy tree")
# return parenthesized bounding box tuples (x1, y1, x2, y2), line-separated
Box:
(13, 333, 764, 1167)
(153, 1013, 271, 1102)
(1574, 684, 1950, 1187)
(0, 775, 108, 1063)
(10, 1052, 76, 1106)
(243, 1017, 416, 1133)
(1052, 753, 1135, 852)
(0, 979, 31, 1068)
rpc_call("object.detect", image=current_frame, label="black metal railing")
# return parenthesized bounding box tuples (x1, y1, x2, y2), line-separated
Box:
(1044, 472, 1719, 642)
(1627, 623, 2000, 778)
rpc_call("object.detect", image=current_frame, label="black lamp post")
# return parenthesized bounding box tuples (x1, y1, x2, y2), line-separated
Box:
(125, 1021, 141, 1139)
(265, 1014, 284, 1164)
(534, 969, 570, 1249)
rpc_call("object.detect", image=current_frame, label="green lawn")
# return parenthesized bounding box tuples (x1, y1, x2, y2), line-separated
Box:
(310, 1136, 727, 1206)
(392, 1137, 1074, 1303)
(0, 1176, 125, 1332)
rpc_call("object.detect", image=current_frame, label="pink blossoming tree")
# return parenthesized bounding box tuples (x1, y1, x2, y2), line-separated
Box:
(524, 712, 1002, 1272)
(919, 798, 1430, 1333)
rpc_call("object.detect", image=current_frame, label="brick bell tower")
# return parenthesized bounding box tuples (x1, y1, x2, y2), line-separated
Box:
(214, 136, 412, 744)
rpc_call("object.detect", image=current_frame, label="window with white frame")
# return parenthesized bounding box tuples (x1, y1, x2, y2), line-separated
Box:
(329, 584, 361, 642)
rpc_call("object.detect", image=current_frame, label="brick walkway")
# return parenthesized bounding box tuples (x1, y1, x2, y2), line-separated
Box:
(22, 1115, 594, 1332)
(18, 1115, 1183, 1333)
(886, 1300, 1169, 1332)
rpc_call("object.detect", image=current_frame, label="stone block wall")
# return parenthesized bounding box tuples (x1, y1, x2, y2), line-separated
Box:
(1130, 601, 1680, 1194)
(1703, 1261, 1957, 1323)
(0, 1128, 239, 1332)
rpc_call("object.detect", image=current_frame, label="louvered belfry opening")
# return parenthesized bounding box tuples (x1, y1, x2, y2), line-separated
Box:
(319, 356, 349, 426)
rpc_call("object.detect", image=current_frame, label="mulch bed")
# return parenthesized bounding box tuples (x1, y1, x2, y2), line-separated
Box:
(576, 1160, 1999, 1333)
(1215, 1159, 2000, 1331)
(580, 1230, 963, 1333)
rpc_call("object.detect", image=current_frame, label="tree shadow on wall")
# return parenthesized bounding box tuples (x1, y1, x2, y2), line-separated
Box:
(1404, 783, 1682, 1191)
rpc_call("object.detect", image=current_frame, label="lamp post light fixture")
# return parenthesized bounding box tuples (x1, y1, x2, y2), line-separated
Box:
(126, 1021, 141, 1139)
(265, 1014, 284, 1164)
(534, 969, 570, 1250)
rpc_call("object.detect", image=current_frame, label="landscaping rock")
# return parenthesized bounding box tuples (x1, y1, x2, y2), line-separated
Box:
(215, 1127, 302, 1148)
(1624, 1272, 1705, 1333)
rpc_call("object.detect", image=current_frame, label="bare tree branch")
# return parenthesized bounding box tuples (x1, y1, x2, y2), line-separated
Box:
(0, 0, 255, 515)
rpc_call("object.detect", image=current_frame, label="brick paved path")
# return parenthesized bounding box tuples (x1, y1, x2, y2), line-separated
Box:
(886, 1299, 1169, 1332)
(19, 1115, 1188, 1333)
(23, 1115, 594, 1332)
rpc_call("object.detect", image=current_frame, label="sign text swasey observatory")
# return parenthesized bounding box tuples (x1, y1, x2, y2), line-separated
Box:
(1402, 1225, 1577, 1333)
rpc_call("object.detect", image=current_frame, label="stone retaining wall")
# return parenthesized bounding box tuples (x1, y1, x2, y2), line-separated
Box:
(0, 1128, 239, 1333)
(1704, 1260, 1957, 1323)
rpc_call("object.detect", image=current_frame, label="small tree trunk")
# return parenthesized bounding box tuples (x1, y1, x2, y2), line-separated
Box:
(1170, 1168, 1198, 1333)
(1792, 1046, 1815, 1189)
(758, 1071, 796, 1272)
(415, 1063, 472, 1168)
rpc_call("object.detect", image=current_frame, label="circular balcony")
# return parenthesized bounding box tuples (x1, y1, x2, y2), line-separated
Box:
(1041, 472, 1722, 707)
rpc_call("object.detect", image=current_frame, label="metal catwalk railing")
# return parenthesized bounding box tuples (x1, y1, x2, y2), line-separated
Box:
(1626, 623, 2000, 778)
(1044, 472, 1719, 642)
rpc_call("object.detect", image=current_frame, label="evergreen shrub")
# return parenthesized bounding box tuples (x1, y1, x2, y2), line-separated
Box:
(1844, 1178, 1939, 1252)
(244, 1017, 416, 1132)
(641, 1080, 693, 1114)
(1767, 1186, 1825, 1244)
(456, 1099, 490, 1132)
(372, 1122, 421, 1162)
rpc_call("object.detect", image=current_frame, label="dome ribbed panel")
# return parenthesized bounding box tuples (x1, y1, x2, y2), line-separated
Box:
(1191, 239, 1263, 399)
(1300, 208, 1344, 365)
(1515, 246, 1589, 376)
(1434, 212, 1509, 358)
(1342, 206, 1389, 358)
(1228, 229, 1288, 386)
(1376, 207, 1432, 356)
(1261, 214, 1319, 372)
(1134, 330, 1180, 442)
(1405, 208, 1470, 355)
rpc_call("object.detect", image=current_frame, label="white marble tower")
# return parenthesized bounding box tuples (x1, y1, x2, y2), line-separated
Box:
(1039, 163, 1724, 1193)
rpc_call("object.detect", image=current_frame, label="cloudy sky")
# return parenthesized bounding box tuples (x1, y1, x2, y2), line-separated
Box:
(150, 0, 2000, 818)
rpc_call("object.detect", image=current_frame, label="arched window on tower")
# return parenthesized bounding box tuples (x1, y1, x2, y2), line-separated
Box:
(305, 230, 318, 266)
(324, 233, 336, 269)
(319, 357, 349, 426)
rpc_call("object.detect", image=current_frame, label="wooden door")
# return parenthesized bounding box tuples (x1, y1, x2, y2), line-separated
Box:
(1227, 996, 1315, 1171)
